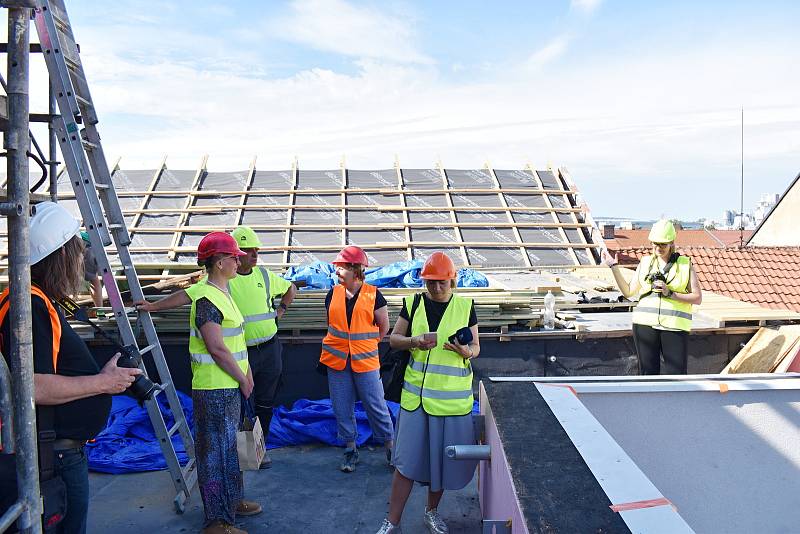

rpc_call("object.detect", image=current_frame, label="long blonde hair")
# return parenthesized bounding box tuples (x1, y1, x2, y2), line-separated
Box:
(31, 235, 85, 300)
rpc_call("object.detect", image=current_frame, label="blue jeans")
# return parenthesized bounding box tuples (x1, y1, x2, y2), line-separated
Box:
(327, 359, 394, 444)
(55, 447, 89, 534)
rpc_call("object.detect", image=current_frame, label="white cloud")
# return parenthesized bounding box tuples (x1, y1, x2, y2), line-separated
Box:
(525, 34, 573, 70)
(8, 7, 800, 220)
(571, 0, 603, 15)
(270, 0, 433, 64)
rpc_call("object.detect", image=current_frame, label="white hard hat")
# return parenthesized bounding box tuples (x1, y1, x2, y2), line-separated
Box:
(30, 201, 81, 265)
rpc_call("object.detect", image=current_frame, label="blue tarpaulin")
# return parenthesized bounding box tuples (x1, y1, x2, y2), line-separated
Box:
(87, 394, 478, 473)
(283, 260, 488, 290)
(86, 392, 194, 474)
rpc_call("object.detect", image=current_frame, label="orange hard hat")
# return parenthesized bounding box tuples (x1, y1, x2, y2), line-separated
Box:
(197, 232, 246, 262)
(420, 251, 457, 280)
(333, 245, 369, 267)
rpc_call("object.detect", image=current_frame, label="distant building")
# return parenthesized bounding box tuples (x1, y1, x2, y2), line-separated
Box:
(723, 210, 735, 226)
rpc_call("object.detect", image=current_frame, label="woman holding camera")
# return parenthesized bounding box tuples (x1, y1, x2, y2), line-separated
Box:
(320, 245, 393, 473)
(603, 219, 703, 374)
(376, 251, 479, 534)
(0, 202, 141, 534)
(183, 232, 261, 534)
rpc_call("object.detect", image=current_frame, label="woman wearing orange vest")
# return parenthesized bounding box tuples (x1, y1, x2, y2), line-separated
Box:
(320, 246, 393, 473)
(0, 202, 141, 534)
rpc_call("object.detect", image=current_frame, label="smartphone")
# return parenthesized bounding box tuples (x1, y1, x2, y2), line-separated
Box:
(423, 332, 438, 345)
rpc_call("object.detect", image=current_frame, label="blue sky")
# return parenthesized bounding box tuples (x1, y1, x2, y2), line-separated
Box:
(14, 0, 800, 220)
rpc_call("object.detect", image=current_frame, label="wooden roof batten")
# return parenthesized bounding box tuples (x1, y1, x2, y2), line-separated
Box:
(0, 159, 603, 270)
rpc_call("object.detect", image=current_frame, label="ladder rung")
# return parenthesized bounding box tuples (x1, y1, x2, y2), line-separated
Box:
(82, 139, 98, 151)
(107, 223, 123, 230)
(167, 421, 183, 438)
(75, 94, 93, 109)
(63, 54, 81, 71)
(51, 12, 70, 31)
(95, 182, 109, 190)
(139, 344, 156, 355)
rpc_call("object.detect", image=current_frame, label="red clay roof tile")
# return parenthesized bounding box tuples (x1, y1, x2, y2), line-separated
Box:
(609, 245, 800, 313)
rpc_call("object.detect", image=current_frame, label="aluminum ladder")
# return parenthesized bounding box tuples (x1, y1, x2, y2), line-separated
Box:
(32, 0, 197, 513)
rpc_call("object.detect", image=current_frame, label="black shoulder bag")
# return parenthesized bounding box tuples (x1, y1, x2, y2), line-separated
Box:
(0, 404, 67, 533)
(380, 293, 422, 403)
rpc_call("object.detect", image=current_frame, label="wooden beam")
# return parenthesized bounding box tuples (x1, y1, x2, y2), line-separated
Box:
(527, 162, 580, 266)
(485, 161, 532, 267)
(127, 155, 167, 245)
(167, 155, 207, 261)
(53, 187, 580, 197)
(395, 156, 413, 261)
(235, 156, 257, 227)
(439, 163, 471, 267)
(283, 158, 298, 266)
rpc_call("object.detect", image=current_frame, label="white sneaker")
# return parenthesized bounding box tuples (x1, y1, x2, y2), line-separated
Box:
(375, 518, 402, 533)
(423, 508, 448, 534)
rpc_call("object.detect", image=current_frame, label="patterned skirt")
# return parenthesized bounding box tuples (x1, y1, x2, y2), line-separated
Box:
(193, 388, 242, 526)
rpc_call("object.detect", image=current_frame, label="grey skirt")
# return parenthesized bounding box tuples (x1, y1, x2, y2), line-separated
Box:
(393, 407, 477, 492)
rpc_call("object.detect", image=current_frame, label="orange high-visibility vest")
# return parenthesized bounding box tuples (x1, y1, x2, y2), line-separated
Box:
(0, 285, 61, 373)
(320, 283, 381, 372)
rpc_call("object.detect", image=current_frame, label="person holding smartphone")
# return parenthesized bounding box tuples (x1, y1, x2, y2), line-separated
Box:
(376, 251, 480, 534)
(320, 246, 393, 473)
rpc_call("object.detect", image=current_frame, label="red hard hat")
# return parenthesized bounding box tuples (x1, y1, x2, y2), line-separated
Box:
(197, 232, 246, 262)
(333, 245, 369, 267)
(420, 251, 457, 280)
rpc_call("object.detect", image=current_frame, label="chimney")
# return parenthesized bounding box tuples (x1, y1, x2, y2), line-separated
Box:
(602, 223, 615, 240)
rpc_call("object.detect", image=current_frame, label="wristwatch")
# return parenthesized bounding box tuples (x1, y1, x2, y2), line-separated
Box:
(278, 302, 288, 311)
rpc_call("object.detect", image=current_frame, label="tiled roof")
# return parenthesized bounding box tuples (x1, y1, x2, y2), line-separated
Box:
(605, 229, 754, 250)
(612, 246, 800, 313)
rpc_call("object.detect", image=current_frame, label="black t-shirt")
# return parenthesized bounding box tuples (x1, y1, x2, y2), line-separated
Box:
(1, 294, 111, 440)
(399, 294, 478, 333)
(324, 286, 387, 327)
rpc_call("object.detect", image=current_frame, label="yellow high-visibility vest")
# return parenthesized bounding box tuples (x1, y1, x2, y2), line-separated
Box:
(631, 255, 693, 331)
(186, 281, 248, 389)
(401, 293, 474, 416)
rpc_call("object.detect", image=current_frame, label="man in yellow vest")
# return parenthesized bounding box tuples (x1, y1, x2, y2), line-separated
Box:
(134, 226, 296, 468)
(230, 226, 296, 468)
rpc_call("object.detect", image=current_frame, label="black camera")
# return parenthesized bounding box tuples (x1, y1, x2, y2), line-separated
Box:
(117, 344, 160, 401)
(645, 271, 666, 284)
(448, 326, 473, 346)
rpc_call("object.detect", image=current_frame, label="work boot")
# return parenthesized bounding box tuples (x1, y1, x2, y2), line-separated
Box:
(375, 518, 402, 533)
(423, 507, 448, 534)
(235, 500, 263, 517)
(201, 520, 247, 534)
(259, 451, 272, 469)
(340, 447, 359, 473)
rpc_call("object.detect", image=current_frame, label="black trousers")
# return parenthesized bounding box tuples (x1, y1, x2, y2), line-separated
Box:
(247, 337, 283, 438)
(632, 323, 688, 375)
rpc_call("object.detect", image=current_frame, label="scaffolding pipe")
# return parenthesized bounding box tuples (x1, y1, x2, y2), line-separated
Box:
(0, 354, 14, 452)
(4, 5, 42, 533)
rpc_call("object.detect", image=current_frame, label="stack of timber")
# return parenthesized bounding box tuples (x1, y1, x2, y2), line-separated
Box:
(83, 287, 552, 337)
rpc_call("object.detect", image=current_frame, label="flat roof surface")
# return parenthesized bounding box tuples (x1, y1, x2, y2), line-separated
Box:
(490, 376, 800, 534)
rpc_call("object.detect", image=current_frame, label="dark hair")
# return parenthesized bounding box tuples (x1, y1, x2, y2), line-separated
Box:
(199, 253, 226, 274)
(31, 234, 85, 300)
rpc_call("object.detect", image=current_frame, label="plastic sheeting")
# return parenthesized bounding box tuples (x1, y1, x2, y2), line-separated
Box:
(87, 394, 478, 473)
(87, 391, 194, 474)
(283, 260, 489, 290)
